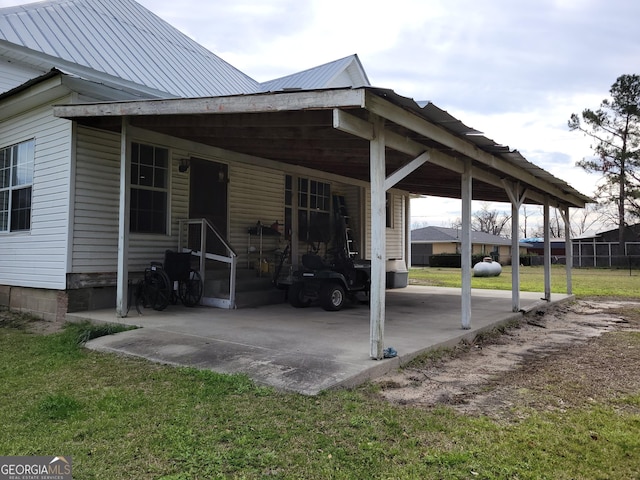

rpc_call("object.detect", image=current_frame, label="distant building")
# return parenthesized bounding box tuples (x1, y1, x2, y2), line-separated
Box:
(520, 238, 567, 256)
(411, 226, 526, 266)
(572, 224, 640, 267)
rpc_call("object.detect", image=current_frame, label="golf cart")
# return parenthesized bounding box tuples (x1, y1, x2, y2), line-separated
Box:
(288, 253, 371, 311)
(287, 198, 371, 311)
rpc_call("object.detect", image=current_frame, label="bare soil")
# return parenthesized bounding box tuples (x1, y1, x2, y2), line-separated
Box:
(375, 299, 640, 420)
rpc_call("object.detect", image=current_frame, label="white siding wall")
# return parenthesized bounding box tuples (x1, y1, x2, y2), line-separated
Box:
(72, 127, 120, 272)
(364, 190, 407, 261)
(229, 163, 285, 267)
(0, 61, 46, 94)
(71, 126, 411, 275)
(0, 98, 72, 289)
(72, 126, 190, 273)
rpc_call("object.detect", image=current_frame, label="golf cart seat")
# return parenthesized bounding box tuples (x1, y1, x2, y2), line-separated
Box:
(302, 253, 327, 271)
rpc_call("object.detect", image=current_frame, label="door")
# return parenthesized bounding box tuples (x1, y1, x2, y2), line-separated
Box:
(189, 158, 228, 255)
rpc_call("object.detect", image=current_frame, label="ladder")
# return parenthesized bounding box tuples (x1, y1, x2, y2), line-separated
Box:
(333, 195, 358, 258)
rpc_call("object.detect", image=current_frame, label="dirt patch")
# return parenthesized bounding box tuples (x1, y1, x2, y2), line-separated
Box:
(375, 299, 640, 420)
(0, 309, 64, 335)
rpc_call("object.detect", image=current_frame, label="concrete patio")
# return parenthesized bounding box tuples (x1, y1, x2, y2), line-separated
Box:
(67, 286, 573, 395)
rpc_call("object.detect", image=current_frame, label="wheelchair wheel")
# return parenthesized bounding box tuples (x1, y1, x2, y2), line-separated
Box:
(144, 269, 172, 311)
(179, 269, 203, 307)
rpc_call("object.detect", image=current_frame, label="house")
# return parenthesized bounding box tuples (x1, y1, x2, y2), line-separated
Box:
(521, 237, 567, 257)
(411, 226, 526, 265)
(1, 0, 590, 359)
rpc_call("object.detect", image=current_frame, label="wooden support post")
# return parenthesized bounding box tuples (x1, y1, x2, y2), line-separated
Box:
(560, 206, 573, 295)
(370, 115, 386, 359)
(543, 198, 551, 301)
(461, 161, 472, 329)
(116, 117, 131, 317)
(504, 181, 528, 313)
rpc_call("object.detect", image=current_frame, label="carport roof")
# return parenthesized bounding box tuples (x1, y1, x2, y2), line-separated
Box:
(53, 85, 591, 208)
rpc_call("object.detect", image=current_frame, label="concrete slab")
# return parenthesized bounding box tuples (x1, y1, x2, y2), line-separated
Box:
(68, 286, 573, 395)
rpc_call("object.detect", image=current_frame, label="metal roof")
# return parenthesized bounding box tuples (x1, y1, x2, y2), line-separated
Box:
(0, 0, 374, 99)
(260, 54, 370, 92)
(0, 0, 260, 97)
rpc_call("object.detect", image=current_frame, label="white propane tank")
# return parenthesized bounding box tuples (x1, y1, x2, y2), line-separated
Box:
(473, 257, 502, 277)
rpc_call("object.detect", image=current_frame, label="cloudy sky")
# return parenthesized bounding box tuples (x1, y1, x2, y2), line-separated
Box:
(2, 0, 639, 228)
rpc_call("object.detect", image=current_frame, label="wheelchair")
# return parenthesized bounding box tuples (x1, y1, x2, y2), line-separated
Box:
(135, 250, 203, 312)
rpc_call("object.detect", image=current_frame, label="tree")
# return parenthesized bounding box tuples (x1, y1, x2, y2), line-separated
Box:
(569, 74, 640, 251)
(471, 203, 511, 236)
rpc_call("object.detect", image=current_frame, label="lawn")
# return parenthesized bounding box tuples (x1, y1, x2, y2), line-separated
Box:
(409, 264, 640, 297)
(1, 301, 640, 479)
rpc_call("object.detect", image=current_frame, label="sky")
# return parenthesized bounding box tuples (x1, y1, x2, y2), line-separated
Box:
(2, 0, 639, 230)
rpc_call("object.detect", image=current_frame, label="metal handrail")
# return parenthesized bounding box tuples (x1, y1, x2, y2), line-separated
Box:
(178, 218, 237, 309)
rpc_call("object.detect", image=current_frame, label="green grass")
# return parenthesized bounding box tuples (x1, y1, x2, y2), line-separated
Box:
(1, 312, 639, 478)
(409, 265, 640, 297)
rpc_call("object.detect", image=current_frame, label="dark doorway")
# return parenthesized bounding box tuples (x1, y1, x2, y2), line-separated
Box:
(189, 158, 228, 255)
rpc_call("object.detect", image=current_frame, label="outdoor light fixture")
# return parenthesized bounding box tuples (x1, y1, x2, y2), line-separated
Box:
(178, 158, 190, 172)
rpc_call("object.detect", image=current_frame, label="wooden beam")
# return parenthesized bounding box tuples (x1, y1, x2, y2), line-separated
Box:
(385, 152, 430, 190)
(54, 89, 367, 118)
(335, 109, 565, 206)
(364, 91, 586, 207)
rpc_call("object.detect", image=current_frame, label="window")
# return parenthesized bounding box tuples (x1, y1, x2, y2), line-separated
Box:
(0, 139, 34, 232)
(130, 143, 168, 234)
(298, 177, 330, 243)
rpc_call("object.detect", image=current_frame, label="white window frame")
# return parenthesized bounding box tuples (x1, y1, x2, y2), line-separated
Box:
(0, 139, 35, 233)
(129, 142, 169, 235)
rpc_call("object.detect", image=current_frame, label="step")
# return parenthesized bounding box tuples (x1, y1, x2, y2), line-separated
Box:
(202, 268, 287, 308)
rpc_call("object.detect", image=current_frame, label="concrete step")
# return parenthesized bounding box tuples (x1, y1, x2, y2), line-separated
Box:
(203, 268, 287, 308)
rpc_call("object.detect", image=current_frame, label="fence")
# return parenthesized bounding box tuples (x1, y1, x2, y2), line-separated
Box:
(412, 252, 640, 271)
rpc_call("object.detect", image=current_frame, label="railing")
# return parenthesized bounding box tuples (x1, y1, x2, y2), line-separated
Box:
(178, 218, 237, 309)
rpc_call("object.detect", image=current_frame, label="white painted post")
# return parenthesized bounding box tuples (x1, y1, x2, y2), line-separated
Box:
(461, 161, 472, 329)
(503, 181, 527, 313)
(116, 117, 131, 317)
(543, 198, 551, 301)
(511, 199, 520, 312)
(405, 195, 412, 270)
(370, 116, 387, 359)
(562, 206, 573, 295)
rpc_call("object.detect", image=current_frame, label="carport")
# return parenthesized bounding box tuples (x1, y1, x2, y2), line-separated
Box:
(54, 87, 590, 360)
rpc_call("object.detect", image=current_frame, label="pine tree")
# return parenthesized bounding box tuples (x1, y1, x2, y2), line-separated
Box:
(569, 74, 640, 253)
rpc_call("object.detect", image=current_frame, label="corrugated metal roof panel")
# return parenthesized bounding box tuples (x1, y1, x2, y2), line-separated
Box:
(0, 0, 260, 97)
(260, 54, 369, 92)
(393, 90, 591, 204)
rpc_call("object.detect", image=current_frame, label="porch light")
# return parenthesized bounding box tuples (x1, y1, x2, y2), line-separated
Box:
(178, 158, 190, 173)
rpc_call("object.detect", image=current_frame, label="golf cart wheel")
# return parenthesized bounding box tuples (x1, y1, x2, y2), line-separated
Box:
(288, 282, 311, 308)
(320, 282, 346, 311)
